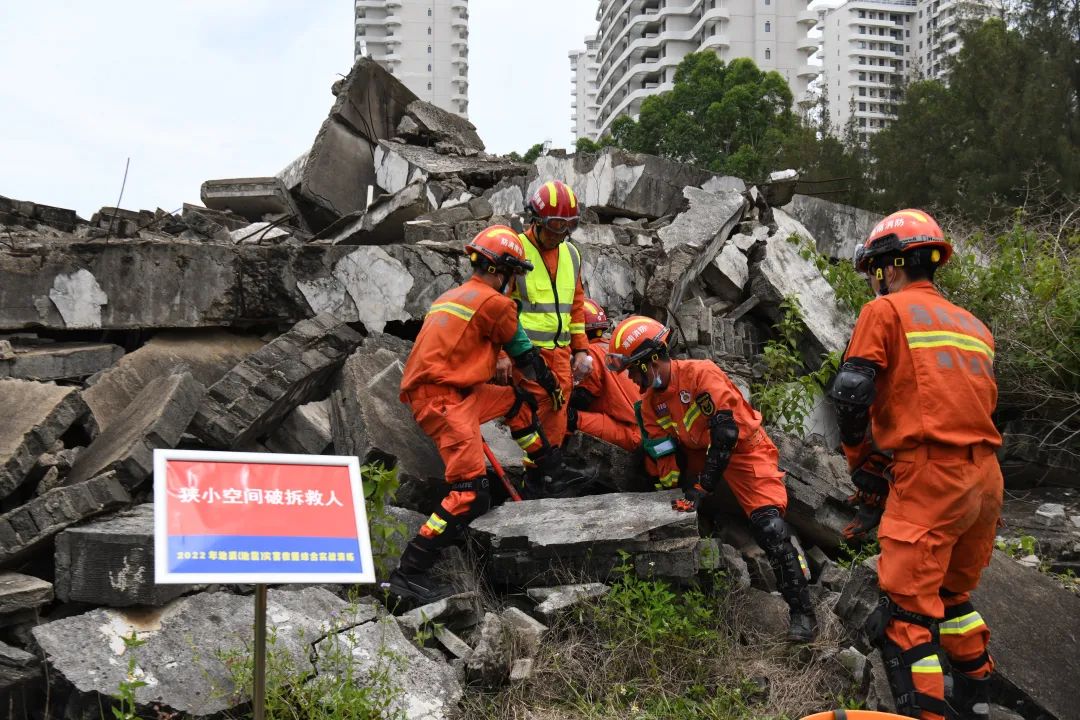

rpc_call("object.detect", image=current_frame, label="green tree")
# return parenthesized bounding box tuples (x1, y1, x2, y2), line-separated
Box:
(508, 142, 546, 163)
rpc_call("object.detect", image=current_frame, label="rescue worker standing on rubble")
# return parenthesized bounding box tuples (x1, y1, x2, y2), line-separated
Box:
(495, 179, 593, 496)
(605, 315, 817, 642)
(388, 225, 562, 606)
(828, 209, 1003, 720)
(565, 298, 642, 453)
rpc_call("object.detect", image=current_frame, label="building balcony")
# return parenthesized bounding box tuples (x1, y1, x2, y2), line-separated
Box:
(450, 0, 468, 10)
(355, 0, 387, 8)
(370, 52, 402, 64)
(697, 32, 731, 52)
(452, 92, 468, 103)
(451, 16, 468, 30)
(385, 0, 402, 6)
(598, 80, 674, 135)
(798, 36, 820, 53)
(797, 64, 820, 78)
(797, 9, 819, 25)
(451, 36, 467, 48)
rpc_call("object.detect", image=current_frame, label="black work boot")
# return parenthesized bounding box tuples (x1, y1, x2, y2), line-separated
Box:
(950, 673, 990, 720)
(382, 540, 454, 610)
(788, 604, 819, 643)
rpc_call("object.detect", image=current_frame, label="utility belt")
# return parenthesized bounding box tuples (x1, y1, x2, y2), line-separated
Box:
(892, 442, 996, 464)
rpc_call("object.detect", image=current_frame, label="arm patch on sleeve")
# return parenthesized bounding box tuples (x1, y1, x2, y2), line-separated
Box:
(695, 392, 715, 416)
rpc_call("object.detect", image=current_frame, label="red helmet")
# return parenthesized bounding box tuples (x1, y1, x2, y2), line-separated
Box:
(528, 180, 580, 235)
(855, 209, 952, 274)
(464, 225, 534, 275)
(606, 316, 671, 373)
(583, 298, 609, 336)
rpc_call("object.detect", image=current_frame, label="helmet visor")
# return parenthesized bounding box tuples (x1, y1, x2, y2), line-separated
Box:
(605, 351, 632, 373)
(541, 216, 579, 235)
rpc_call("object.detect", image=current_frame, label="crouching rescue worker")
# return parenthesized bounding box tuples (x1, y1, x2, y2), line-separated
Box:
(606, 316, 817, 642)
(565, 298, 642, 452)
(495, 179, 594, 496)
(828, 209, 1002, 720)
(388, 225, 561, 606)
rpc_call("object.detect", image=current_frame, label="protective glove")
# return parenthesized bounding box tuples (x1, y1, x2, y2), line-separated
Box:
(842, 460, 889, 542)
(514, 348, 565, 411)
(672, 483, 709, 513)
(566, 405, 579, 434)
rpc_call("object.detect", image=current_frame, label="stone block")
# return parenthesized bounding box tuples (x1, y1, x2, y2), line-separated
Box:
(191, 314, 361, 450)
(263, 400, 332, 456)
(200, 177, 306, 229)
(1034, 502, 1066, 528)
(0, 195, 79, 232)
(329, 334, 445, 511)
(786, 194, 878, 261)
(0, 639, 40, 693)
(0, 573, 53, 615)
(66, 372, 205, 489)
(375, 141, 526, 196)
(702, 242, 749, 302)
(499, 606, 548, 657)
(228, 221, 293, 244)
(0, 472, 131, 566)
(396, 592, 481, 636)
(771, 431, 856, 551)
(466, 612, 510, 686)
(0, 380, 87, 501)
(526, 583, 610, 621)
(55, 504, 194, 606)
(469, 491, 700, 587)
(0, 342, 123, 381)
(434, 626, 473, 659)
(399, 99, 485, 155)
(319, 180, 433, 245)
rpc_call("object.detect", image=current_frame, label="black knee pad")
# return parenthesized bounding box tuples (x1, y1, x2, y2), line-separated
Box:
(749, 505, 788, 552)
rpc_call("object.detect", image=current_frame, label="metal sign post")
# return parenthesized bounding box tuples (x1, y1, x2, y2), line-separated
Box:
(253, 584, 267, 720)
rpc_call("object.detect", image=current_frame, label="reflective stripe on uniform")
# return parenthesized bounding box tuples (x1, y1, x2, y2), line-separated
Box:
(939, 611, 986, 635)
(910, 655, 943, 674)
(683, 403, 702, 432)
(427, 302, 475, 322)
(658, 470, 680, 488)
(523, 329, 570, 344)
(424, 514, 448, 535)
(570, 322, 585, 334)
(906, 330, 994, 360)
(513, 239, 580, 349)
(514, 432, 541, 450)
(657, 416, 676, 431)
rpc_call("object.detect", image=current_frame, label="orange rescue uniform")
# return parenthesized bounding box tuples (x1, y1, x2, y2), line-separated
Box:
(573, 337, 642, 452)
(843, 280, 1003, 720)
(639, 359, 787, 514)
(506, 227, 588, 458)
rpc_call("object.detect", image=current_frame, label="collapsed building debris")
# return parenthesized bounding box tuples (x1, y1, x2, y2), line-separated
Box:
(0, 56, 1070, 719)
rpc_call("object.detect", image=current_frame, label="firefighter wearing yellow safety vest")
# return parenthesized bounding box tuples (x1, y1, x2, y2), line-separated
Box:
(495, 180, 593, 497)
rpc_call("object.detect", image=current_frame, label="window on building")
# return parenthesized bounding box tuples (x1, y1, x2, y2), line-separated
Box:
(906, 29, 910, 37)
(859, 25, 866, 33)
(859, 118, 867, 127)
(766, 0, 771, 5)
(765, 21, 771, 32)
(765, 47, 771, 59)
(859, 102, 867, 111)
(427, 8, 432, 15)
(858, 71, 866, 80)
(858, 9, 865, 17)
(427, 27, 432, 35)
(859, 87, 866, 96)
(427, 45, 431, 53)
(427, 63, 432, 71)
(427, 82, 432, 90)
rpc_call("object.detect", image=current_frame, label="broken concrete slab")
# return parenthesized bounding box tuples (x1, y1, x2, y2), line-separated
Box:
(82, 330, 265, 433)
(316, 616, 462, 720)
(527, 583, 609, 621)
(263, 400, 332, 456)
(532, 148, 719, 219)
(329, 334, 444, 511)
(560, 433, 651, 493)
(228, 221, 293, 245)
(34, 587, 371, 717)
(192, 314, 362, 450)
(763, 169, 800, 208)
(319, 180, 433, 245)
(0, 341, 123, 381)
(786, 194, 878, 261)
(701, 242, 749, 303)
(0, 640, 40, 693)
(576, 243, 642, 320)
(499, 606, 548, 657)
(375, 141, 526, 196)
(772, 431, 855, 551)
(396, 592, 481, 636)
(55, 504, 194, 607)
(466, 612, 511, 686)
(399, 99, 485, 155)
(200, 177, 306, 229)
(0, 573, 52, 615)
(469, 491, 701, 586)
(0, 195, 79, 233)
(0, 380, 87, 501)
(658, 187, 746, 253)
(0, 472, 131, 566)
(751, 211, 856, 360)
(65, 372, 205, 489)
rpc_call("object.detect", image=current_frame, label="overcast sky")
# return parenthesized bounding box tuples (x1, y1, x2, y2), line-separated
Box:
(0, 1, 599, 219)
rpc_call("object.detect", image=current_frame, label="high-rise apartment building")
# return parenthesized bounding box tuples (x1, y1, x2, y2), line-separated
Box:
(571, 0, 821, 142)
(354, 0, 469, 117)
(569, 35, 601, 142)
(821, 0, 1001, 142)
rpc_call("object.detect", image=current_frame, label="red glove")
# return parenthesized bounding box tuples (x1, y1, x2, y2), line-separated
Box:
(842, 455, 890, 542)
(672, 483, 708, 513)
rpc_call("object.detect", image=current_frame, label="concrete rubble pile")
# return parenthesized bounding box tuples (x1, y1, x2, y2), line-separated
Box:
(0, 58, 1070, 719)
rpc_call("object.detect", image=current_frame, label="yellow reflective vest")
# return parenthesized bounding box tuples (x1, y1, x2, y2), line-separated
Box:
(512, 235, 582, 348)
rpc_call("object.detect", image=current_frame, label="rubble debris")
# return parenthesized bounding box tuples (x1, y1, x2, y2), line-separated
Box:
(0, 573, 53, 615)
(200, 177, 306, 229)
(526, 583, 610, 621)
(0, 472, 131, 566)
(316, 616, 462, 720)
(375, 141, 525, 197)
(396, 592, 481, 637)
(65, 372, 205, 489)
(82, 330, 265, 433)
(0, 195, 79, 233)
(0, 640, 40, 693)
(1001, 418, 1080, 489)
(397, 99, 485, 156)
(191, 314, 361, 450)
(469, 492, 702, 586)
(560, 433, 651, 493)
(786, 194, 878, 261)
(509, 658, 535, 681)
(318, 179, 432, 245)
(263, 399, 332, 455)
(0, 341, 123, 382)
(34, 588, 372, 717)
(329, 334, 444, 511)
(1034, 502, 1067, 528)
(499, 607, 548, 658)
(55, 504, 193, 607)
(659, 187, 745, 253)
(465, 612, 511, 686)
(228, 221, 293, 245)
(701, 243, 749, 303)
(0, 379, 87, 501)
(434, 626, 473, 659)
(762, 169, 800, 208)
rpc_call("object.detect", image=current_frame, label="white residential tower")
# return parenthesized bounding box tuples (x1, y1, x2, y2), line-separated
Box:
(354, 0, 469, 117)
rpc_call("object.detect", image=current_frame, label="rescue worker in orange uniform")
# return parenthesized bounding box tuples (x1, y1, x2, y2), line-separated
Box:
(389, 225, 562, 606)
(828, 209, 1002, 720)
(606, 316, 817, 642)
(565, 298, 642, 452)
(495, 180, 593, 496)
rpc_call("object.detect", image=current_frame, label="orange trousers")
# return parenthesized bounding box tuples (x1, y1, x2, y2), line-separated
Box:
(405, 383, 517, 484)
(683, 426, 788, 515)
(507, 346, 572, 458)
(577, 411, 641, 452)
(878, 444, 1002, 720)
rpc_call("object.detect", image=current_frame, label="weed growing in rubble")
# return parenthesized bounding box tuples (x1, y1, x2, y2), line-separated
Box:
(790, 234, 874, 313)
(362, 461, 408, 579)
(837, 539, 881, 570)
(752, 297, 840, 434)
(107, 631, 148, 720)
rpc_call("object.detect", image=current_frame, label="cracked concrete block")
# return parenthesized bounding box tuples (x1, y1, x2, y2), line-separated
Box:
(55, 504, 194, 607)
(0, 639, 40, 693)
(466, 612, 510, 686)
(192, 314, 362, 450)
(319, 180, 433, 245)
(399, 99, 485, 155)
(527, 583, 609, 622)
(66, 372, 205, 489)
(264, 400, 332, 456)
(82, 330, 264, 434)
(770, 431, 855, 551)
(0, 380, 87, 501)
(375, 141, 526, 196)
(396, 592, 481, 636)
(469, 491, 699, 587)
(329, 334, 444, 511)
(0, 342, 123, 381)
(786, 194, 878, 261)
(702, 243, 749, 302)
(499, 606, 548, 658)
(200, 177, 306, 230)
(48, 268, 108, 329)
(0, 472, 131, 566)
(228, 221, 293, 244)
(0, 573, 52, 615)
